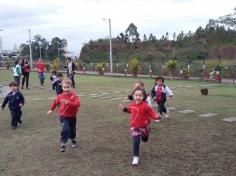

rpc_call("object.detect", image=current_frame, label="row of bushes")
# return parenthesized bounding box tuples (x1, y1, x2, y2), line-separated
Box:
(2, 58, 235, 79)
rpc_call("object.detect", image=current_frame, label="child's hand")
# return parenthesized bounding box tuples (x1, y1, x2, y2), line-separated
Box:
(153, 96, 157, 101)
(118, 103, 124, 109)
(155, 119, 160, 123)
(47, 110, 53, 114)
(169, 96, 174, 100)
(19, 103, 23, 107)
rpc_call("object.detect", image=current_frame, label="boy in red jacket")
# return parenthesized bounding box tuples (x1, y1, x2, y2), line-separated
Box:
(119, 88, 160, 166)
(47, 79, 80, 152)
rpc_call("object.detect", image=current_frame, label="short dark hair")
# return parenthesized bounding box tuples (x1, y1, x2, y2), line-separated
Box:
(155, 76, 164, 82)
(67, 57, 72, 61)
(52, 71, 57, 74)
(57, 73, 63, 77)
(9, 81, 18, 87)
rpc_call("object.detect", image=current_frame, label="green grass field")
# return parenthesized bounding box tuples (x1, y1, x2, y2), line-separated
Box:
(0, 70, 235, 176)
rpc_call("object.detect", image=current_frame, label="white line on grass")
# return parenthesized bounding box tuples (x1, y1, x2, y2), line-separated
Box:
(198, 113, 217, 117)
(222, 117, 236, 122)
(178, 110, 195, 114)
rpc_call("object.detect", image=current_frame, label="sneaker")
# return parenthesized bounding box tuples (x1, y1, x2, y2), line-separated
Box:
(12, 126, 17, 129)
(165, 110, 170, 118)
(132, 156, 139, 166)
(60, 144, 65, 152)
(71, 140, 76, 148)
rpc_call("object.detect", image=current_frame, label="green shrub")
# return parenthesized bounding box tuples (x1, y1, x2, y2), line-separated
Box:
(96, 62, 106, 75)
(128, 58, 139, 77)
(50, 58, 60, 72)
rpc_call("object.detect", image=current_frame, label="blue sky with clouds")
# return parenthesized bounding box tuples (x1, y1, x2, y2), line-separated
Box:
(0, 0, 235, 55)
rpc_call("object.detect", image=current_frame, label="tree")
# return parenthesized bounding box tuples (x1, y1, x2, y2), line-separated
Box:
(143, 34, 148, 42)
(48, 37, 67, 60)
(210, 7, 236, 29)
(118, 32, 128, 43)
(125, 23, 140, 43)
(148, 33, 157, 43)
(172, 32, 176, 41)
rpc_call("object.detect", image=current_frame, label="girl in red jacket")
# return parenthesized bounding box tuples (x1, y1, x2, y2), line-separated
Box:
(47, 79, 80, 152)
(119, 88, 160, 166)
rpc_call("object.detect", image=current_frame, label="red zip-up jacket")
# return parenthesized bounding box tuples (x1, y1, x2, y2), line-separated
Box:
(36, 62, 45, 73)
(126, 101, 159, 128)
(50, 92, 80, 118)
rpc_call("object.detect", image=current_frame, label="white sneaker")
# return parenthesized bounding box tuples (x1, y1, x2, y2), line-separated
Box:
(60, 143, 65, 152)
(132, 156, 139, 165)
(71, 139, 76, 148)
(165, 110, 170, 118)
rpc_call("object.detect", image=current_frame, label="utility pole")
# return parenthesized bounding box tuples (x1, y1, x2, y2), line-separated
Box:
(0, 29, 3, 54)
(103, 18, 113, 73)
(29, 29, 33, 68)
(108, 19, 113, 73)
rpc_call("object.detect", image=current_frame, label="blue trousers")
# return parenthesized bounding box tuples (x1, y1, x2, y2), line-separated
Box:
(10, 109, 22, 127)
(60, 117, 76, 144)
(38, 72, 45, 85)
(157, 100, 167, 115)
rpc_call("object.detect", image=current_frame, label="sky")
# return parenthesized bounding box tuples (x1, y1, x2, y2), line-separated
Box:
(0, 0, 235, 56)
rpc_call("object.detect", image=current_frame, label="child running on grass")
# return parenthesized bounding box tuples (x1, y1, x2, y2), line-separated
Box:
(1, 81, 25, 129)
(151, 77, 173, 118)
(47, 79, 80, 152)
(50, 71, 58, 89)
(52, 73, 63, 95)
(119, 88, 160, 166)
(126, 81, 152, 107)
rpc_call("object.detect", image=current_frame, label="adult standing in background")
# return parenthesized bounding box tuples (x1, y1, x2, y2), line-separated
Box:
(21, 58, 30, 89)
(36, 58, 46, 86)
(65, 57, 76, 88)
(13, 59, 22, 87)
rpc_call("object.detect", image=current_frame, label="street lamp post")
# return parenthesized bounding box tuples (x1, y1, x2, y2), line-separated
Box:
(29, 29, 33, 68)
(0, 29, 3, 54)
(103, 18, 113, 73)
(39, 45, 42, 58)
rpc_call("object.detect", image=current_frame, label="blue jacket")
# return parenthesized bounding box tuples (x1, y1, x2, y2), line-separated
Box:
(1, 91, 25, 111)
(52, 80, 63, 95)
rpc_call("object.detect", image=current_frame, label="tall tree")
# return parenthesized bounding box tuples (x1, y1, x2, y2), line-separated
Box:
(125, 23, 140, 43)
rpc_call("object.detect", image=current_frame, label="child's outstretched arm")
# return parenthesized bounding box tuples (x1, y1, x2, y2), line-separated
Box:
(166, 86, 173, 99)
(47, 97, 59, 114)
(1, 96, 9, 110)
(146, 105, 160, 122)
(119, 104, 129, 113)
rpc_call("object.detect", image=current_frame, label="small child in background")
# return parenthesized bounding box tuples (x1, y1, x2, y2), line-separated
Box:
(119, 88, 160, 166)
(52, 73, 63, 95)
(151, 77, 173, 118)
(50, 71, 58, 89)
(47, 79, 80, 152)
(1, 81, 25, 129)
(126, 81, 152, 107)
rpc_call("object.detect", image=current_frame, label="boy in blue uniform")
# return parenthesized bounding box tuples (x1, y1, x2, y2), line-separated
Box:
(1, 81, 25, 129)
(52, 73, 63, 95)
